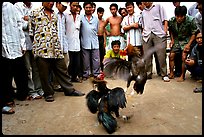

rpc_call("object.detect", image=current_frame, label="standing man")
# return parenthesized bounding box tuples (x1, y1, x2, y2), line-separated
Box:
(136, 1, 161, 77)
(141, 2, 170, 82)
(15, 2, 44, 100)
(104, 3, 125, 52)
(97, 7, 107, 71)
(122, 2, 143, 60)
(1, 2, 28, 114)
(66, 2, 82, 83)
(29, 2, 85, 102)
(80, 2, 101, 81)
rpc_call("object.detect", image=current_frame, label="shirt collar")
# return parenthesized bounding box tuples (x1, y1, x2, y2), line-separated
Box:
(144, 4, 155, 11)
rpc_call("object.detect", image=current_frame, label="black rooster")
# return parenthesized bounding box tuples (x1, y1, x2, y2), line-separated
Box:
(86, 79, 127, 134)
(103, 44, 147, 94)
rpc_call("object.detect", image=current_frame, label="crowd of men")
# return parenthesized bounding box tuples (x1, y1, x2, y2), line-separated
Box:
(1, 1, 202, 114)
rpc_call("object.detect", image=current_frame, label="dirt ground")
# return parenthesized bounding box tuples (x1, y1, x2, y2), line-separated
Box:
(2, 60, 202, 135)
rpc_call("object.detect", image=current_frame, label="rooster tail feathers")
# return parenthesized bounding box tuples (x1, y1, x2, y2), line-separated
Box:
(97, 111, 117, 134)
(86, 90, 102, 114)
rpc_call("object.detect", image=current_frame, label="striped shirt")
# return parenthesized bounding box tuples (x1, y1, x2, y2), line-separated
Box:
(15, 2, 33, 50)
(2, 2, 26, 59)
(56, 11, 68, 53)
(122, 12, 142, 46)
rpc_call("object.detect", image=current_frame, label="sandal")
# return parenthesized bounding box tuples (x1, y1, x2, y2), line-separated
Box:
(6, 101, 15, 107)
(45, 95, 54, 102)
(27, 93, 42, 100)
(2, 106, 15, 114)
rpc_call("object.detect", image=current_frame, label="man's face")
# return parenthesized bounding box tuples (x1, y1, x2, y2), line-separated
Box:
(56, 3, 67, 13)
(175, 15, 185, 24)
(196, 33, 202, 46)
(112, 44, 120, 54)
(120, 9, 128, 18)
(84, 4, 93, 15)
(197, 3, 202, 15)
(97, 12, 104, 19)
(143, 2, 152, 9)
(43, 2, 54, 10)
(70, 2, 79, 13)
(110, 6, 117, 17)
(126, 4, 134, 15)
(138, 3, 145, 11)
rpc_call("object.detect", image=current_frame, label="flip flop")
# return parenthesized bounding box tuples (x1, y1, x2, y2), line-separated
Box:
(2, 106, 15, 114)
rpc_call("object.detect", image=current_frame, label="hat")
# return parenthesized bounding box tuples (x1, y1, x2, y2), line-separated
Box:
(61, 2, 69, 7)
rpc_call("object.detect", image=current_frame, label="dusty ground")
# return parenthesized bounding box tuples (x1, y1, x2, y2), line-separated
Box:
(2, 61, 202, 135)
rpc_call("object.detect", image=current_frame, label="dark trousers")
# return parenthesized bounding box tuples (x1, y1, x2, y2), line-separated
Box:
(35, 57, 74, 97)
(68, 51, 81, 80)
(0, 56, 28, 108)
(98, 36, 105, 71)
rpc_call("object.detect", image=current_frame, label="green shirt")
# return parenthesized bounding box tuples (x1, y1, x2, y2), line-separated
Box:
(168, 15, 198, 50)
(104, 50, 126, 60)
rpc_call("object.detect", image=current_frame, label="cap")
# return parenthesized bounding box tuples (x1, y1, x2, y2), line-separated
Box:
(61, 2, 69, 7)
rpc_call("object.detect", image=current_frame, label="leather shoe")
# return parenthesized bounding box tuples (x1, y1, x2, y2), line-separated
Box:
(68, 90, 85, 96)
(71, 78, 82, 83)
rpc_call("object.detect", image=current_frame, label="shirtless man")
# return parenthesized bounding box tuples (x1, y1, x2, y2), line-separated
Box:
(97, 7, 106, 71)
(104, 3, 125, 52)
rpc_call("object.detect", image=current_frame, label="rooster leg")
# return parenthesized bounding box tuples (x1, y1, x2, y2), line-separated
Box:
(124, 87, 128, 93)
(130, 89, 135, 95)
(115, 110, 120, 118)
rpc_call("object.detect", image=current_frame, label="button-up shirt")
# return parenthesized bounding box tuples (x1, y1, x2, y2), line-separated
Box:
(66, 11, 81, 52)
(122, 12, 142, 46)
(15, 2, 33, 50)
(29, 6, 64, 59)
(2, 2, 26, 59)
(56, 11, 68, 53)
(80, 14, 99, 49)
(141, 4, 167, 42)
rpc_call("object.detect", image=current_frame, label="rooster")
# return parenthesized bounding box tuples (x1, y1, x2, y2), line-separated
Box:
(86, 79, 127, 134)
(103, 44, 147, 94)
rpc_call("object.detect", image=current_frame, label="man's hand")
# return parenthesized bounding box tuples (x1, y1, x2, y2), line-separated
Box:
(23, 16, 29, 21)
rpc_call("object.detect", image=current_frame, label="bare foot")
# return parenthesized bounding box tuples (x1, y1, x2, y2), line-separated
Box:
(177, 77, 184, 82)
(169, 73, 174, 79)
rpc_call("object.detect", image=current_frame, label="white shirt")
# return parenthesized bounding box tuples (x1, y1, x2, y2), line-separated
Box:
(65, 11, 81, 52)
(15, 2, 33, 50)
(2, 2, 26, 59)
(122, 12, 142, 46)
(56, 11, 69, 53)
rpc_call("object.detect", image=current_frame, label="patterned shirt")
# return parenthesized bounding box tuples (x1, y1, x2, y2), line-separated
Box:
(29, 6, 64, 59)
(168, 15, 198, 50)
(2, 2, 26, 59)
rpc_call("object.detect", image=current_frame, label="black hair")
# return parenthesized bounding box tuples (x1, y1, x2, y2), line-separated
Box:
(83, 2, 92, 8)
(175, 5, 187, 16)
(110, 3, 118, 10)
(125, 2, 134, 8)
(111, 40, 121, 48)
(118, 7, 127, 15)
(97, 7, 104, 13)
(136, 2, 142, 6)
